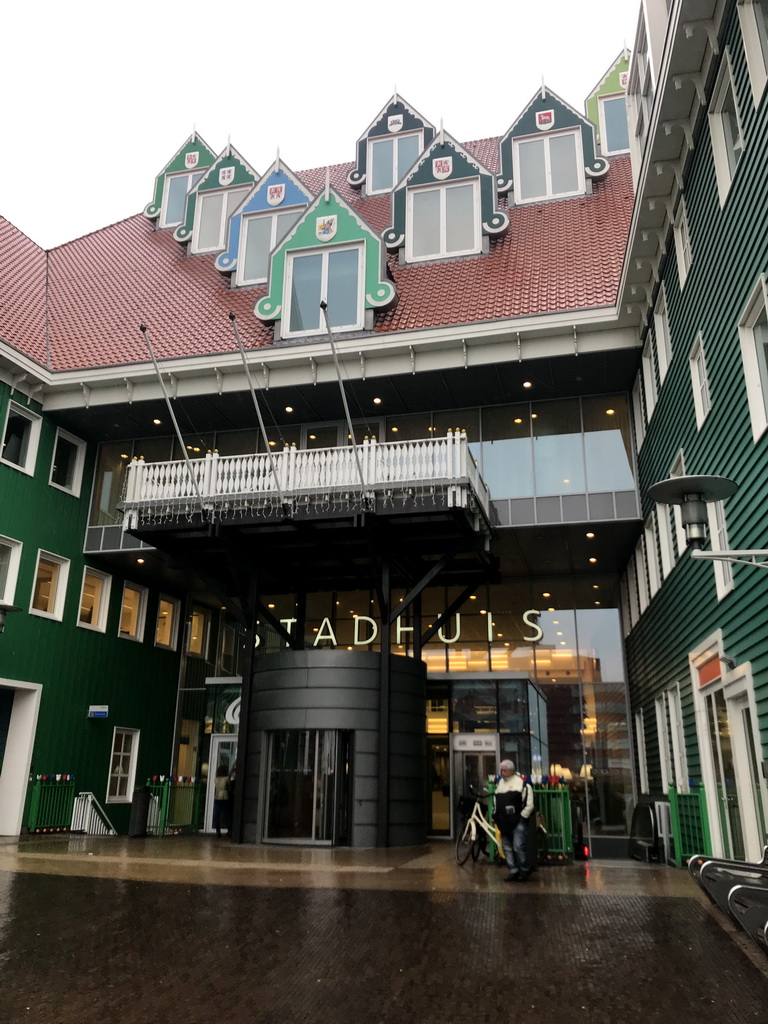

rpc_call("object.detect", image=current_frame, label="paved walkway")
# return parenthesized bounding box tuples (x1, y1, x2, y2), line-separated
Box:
(0, 836, 766, 1024)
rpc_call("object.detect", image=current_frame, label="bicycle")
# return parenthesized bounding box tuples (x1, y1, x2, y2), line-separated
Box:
(455, 789, 501, 865)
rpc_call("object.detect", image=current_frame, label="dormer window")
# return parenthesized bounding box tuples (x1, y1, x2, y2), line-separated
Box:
(406, 180, 480, 261)
(193, 188, 250, 253)
(598, 95, 630, 155)
(368, 131, 423, 194)
(160, 170, 205, 229)
(285, 245, 363, 337)
(513, 129, 584, 203)
(237, 208, 303, 286)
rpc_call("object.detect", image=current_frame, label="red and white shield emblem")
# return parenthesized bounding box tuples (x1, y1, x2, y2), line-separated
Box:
(619, 71, 629, 90)
(536, 110, 555, 131)
(433, 156, 452, 180)
(267, 183, 286, 207)
(185, 151, 199, 169)
(219, 166, 235, 186)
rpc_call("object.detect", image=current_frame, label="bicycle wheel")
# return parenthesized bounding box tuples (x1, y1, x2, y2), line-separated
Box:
(471, 835, 482, 861)
(455, 820, 475, 865)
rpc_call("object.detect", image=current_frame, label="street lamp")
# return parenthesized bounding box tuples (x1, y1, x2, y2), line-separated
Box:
(647, 474, 768, 569)
(0, 604, 21, 634)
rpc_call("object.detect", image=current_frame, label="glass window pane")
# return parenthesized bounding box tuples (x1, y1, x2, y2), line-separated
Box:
(165, 174, 190, 226)
(602, 96, 629, 152)
(79, 573, 103, 626)
(0, 544, 10, 600)
(445, 184, 476, 254)
(480, 405, 534, 499)
(396, 134, 421, 181)
(156, 599, 176, 647)
(226, 189, 249, 219)
(276, 209, 302, 245)
(327, 249, 360, 328)
(120, 587, 141, 637)
(371, 137, 394, 192)
(197, 193, 224, 250)
(242, 215, 272, 282)
(517, 138, 546, 201)
(33, 558, 59, 613)
(532, 400, 585, 494)
(51, 436, 78, 488)
(755, 307, 768, 412)
(289, 253, 323, 333)
(412, 189, 441, 257)
(2, 414, 30, 466)
(582, 396, 635, 491)
(549, 133, 580, 195)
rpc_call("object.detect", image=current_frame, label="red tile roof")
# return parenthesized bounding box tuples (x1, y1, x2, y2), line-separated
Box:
(1, 142, 632, 373)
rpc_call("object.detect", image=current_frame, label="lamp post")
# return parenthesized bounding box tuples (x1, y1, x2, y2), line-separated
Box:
(647, 474, 768, 569)
(0, 604, 21, 634)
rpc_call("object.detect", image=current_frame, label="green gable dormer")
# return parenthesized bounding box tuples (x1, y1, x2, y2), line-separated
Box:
(347, 93, 435, 195)
(497, 86, 609, 204)
(255, 186, 396, 341)
(173, 144, 259, 253)
(586, 51, 631, 156)
(382, 129, 508, 263)
(144, 132, 217, 230)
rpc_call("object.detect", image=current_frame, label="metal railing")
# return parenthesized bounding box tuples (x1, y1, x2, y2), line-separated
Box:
(71, 792, 117, 835)
(27, 775, 76, 834)
(146, 777, 203, 836)
(119, 431, 490, 529)
(668, 783, 711, 867)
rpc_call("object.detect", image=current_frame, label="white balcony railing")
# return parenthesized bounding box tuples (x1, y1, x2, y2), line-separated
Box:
(119, 431, 490, 530)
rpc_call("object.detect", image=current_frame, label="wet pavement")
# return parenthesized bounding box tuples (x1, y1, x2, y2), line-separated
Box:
(0, 837, 767, 1024)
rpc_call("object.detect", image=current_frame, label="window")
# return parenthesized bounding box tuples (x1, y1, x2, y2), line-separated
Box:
(669, 451, 688, 560)
(513, 130, 584, 203)
(78, 568, 111, 632)
(155, 596, 180, 650)
(598, 94, 630, 154)
(1, 402, 41, 475)
(738, 275, 768, 441)
(656, 505, 675, 579)
(237, 208, 303, 286)
(653, 285, 672, 384)
(738, 0, 768, 105)
(187, 605, 211, 657)
(635, 537, 649, 614)
(707, 499, 734, 599)
(160, 170, 205, 229)
(119, 583, 147, 641)
(285, 245, 363, 336)
(641, 337, 658, 420)
(49, 428, 86, 496)
(407, 180, 480, 261)
(631, 373, 646, 449)
(656, 689, 687, 793)
(0, 535, 22, 605)
(30, 551, 70, 621)
(673, 198, 692, 288)
(367, 131, 422, 194)
(193, 188, 250, 253)
(689, 334, 712, 428)
(107, 727, 139, 803)
(709, 53, 745, 205)
(635, 710, 649, 794)
(644, 515, 661, 598)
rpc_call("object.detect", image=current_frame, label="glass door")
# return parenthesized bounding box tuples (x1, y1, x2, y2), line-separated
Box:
(705, 690, 745, 860)
(428, 739, 450, 835)
(204, 735, 237, 833)
(264, 729, 351, 844)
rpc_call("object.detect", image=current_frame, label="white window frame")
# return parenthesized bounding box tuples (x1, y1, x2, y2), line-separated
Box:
(644, 514, 661, 599)
(709, 50, 745, 206)
(283, 243, 365, 338)
(669, 451, 688, 559)
(706, 499, 734, 599)
(29, 550, 70, 621)
(674, 198, 693, 289)
(1, 401, 42, 476)
(641, 336, 658, 421)
(160, 169, 205, 230)
(119, 582, 148, 642)
(653, 284, 672, 384)
(635, 709, 650, 795)
(106, 727, 139, 804)
(236, 206, 303, 287)
(366, 129, 424, 196)
(192, 187, 250, 254)
(689, 333, 712, 428)
(77, 567, 111, 633)
(738, 0, 768, 106)
(155, 594, 180, 650)
(0, 534, 22, 606)
(626, 557, 640, 627)
(738, 274, 768, 442)
(598, 93, 630, 155)
(186, 604, 212, 659)
(656, 505, 675, 579)
(666, 684, 689, 793)
(635, 537, 649, 614)
(631, 372, 646, 450)
(49, 427, 86, 497)
(405, 178, 481, 262)
(655, 695, 673, 792)
(512, 128, 586, 204)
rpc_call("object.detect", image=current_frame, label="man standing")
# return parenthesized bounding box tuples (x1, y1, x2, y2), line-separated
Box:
(494, 759, 534, 882)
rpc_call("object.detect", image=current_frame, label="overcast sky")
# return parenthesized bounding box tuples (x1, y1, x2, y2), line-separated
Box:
(1, 0, 639, 250)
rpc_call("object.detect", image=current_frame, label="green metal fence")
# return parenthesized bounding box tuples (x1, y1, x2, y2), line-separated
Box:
(27, 775, 76, 833)
(668, 784, 711, 867)
(146, 777, 203, 836)
(533, 787, 573, 863)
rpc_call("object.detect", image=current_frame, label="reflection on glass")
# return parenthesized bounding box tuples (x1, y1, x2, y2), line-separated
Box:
(533, 399, 584, 494)
(412, 188, 441, 257)
(371, 137, 395, 191)
(518, 138, 546, 201)
(327, 249, 360, 328)
(156, 598, 177, 648)
(575, 608, 624, 681)
(290, 252, 323, 333)
(428, 739, 451, 834)
(32, 559, 59, 614)
(549, 133, 579, 194)
(445, 183, 476, 253)
(79, 572, 104, 627)
(706, 690, 745, 859)
(452, 679, 498, 732)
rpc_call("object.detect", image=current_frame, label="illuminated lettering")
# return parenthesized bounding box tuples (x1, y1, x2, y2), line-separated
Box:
(313, 617, 338, 646)
(353, 615, 378, 645)
(438, 613, 461, 643)
(522, 609, 543, 643)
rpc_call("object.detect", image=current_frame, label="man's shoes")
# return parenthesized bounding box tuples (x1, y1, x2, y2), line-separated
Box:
(518, 869, 532, 882)
(504, 872, 519, 882)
